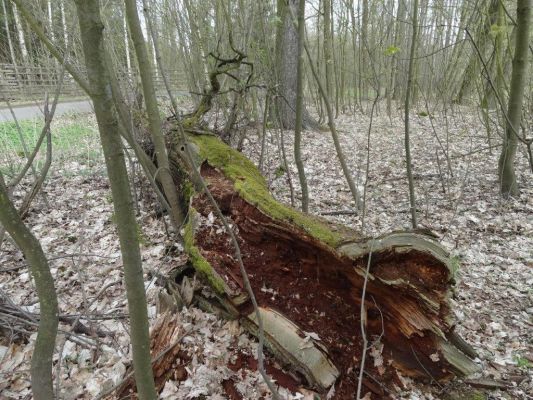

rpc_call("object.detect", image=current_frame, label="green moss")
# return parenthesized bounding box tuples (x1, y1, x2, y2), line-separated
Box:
(514, 354, 533, 369)
(182, 179, 195, 201)
(136, 224, 148, 246)
(188, 135, 343, 247)
(183, 209, 226, 295)
(449, 255, 461, 278)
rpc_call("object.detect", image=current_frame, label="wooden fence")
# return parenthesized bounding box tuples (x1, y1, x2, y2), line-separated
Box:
(0, 63, 189, 101)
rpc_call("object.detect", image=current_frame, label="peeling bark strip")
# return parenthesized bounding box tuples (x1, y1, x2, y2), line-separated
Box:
(174, 133, 478, 398)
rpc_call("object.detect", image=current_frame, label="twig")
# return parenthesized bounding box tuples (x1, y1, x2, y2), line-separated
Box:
(356, 239, 375, 400)
(361, 95, 379, 233)
(320, 210, 358, 216)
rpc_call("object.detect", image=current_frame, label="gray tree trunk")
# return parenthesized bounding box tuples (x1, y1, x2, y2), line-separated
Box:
(293, 0, 309, 212)
(275, 0, 317, 129)
(405, 0, 419, 228)
(498, 0, 531, 197)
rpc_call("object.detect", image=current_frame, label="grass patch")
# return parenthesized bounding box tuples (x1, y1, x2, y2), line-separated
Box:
(0, 113, 102, 176)
(0, 115, 97, 153)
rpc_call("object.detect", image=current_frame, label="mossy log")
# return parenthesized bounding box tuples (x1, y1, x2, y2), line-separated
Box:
(167, 133, 478, 398)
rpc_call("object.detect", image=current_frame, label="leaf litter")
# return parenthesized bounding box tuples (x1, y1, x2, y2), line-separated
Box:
(0, 106, 531, 399)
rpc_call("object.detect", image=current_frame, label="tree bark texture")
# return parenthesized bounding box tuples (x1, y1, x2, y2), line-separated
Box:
(275, 0, 317, 129)
(125, 0, 185, 228)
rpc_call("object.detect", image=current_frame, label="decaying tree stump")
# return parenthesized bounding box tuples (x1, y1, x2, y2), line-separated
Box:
(164, 131, 478, 398)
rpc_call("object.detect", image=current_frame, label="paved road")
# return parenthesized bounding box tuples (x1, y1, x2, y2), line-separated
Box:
(0, 99, 93, 122)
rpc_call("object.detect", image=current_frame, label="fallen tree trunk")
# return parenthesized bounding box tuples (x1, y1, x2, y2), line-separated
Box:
(165, 131, 478, 398)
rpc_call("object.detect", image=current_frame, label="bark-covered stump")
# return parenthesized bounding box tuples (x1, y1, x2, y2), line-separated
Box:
(170, 133, 478, 398)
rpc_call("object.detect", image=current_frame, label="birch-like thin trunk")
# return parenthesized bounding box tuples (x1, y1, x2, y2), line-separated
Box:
(12, 2, 27, 62)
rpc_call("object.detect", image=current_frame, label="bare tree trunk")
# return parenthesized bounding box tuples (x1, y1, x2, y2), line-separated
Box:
(12, 2, 27, 62)
(2, 0, 20, 82)
(73, 1, 157, 398)
(0, 173, 58, 400)
(405, 0, 419, 228)
(123, 11, 131, 76)
(498, 0, 531, 197)
(125, 0, 185, 229)
(323, 0, 333, 101)
(275, 0, 317, 129)
(294, 0, 309, 212)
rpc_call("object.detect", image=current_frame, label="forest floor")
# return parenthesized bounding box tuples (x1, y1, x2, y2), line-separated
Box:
(0, 104, 531, 399)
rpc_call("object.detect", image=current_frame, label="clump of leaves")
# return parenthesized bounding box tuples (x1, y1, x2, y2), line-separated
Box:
(274, 165, 286, 179)
(514, 355, 533, 369)
(384, 45, 401, 56)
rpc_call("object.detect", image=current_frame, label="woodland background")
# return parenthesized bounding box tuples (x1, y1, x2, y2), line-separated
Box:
(0, 0, 531, 399)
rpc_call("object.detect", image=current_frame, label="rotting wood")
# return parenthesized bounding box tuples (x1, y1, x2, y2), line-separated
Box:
(161, 131, 479, 398)
(116, 313, 188, 399)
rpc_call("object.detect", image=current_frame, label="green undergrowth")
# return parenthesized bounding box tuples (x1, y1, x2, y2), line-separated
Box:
(188, 134, 343, 248)
(0, 115, 96, 153)
(0, 114, 101, 176)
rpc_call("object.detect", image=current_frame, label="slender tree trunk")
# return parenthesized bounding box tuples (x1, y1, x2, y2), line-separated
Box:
(294, 0, 309, 212)
(124, 0, 185, 229)
(2, 0, 20, 83)
(73, 2, 157, 399)
(498, 0, 530, 197)
(11, 2, 27, 62)
(323, 0, 333, 101)
(349, 0, 359, 110)
(360, 0, 368, 101)
(0, 173, 58, 400)
(124, 11, 131, 76)
(405, 0, 419, 228)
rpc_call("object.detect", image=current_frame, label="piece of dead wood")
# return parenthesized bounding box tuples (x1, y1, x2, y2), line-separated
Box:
(464, 378, 509, 390)
(168, 133, 480, 399)
(115, 312, 187, 399)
